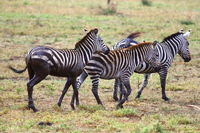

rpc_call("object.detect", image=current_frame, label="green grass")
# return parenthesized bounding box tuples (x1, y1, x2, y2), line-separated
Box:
(0, 0, 200, 132)
(180, 20, 195, 25)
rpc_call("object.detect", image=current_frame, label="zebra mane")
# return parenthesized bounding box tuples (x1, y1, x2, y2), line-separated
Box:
(95, 42, 153, 55)
(126, 32, 141, 39)
(162, 32, 183, 42)
(74, 28, 97, 49)
(122, 42, 153, 51)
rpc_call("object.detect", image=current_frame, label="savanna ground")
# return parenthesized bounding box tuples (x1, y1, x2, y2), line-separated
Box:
(0, 0, 200, 132)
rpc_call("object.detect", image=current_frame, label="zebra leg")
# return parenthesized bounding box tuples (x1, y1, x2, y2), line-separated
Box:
(135, 74, 151, 99)
(159, 72, 170, 101)
(27, 75, 47, 112)
(91, 79, 103, 106)
(76, 71, 88, 90)
(119, 81, 126, 101)
(71, 71, 88, 108)
(117, 80, 132, 108)
(113, 78, 119, 101)
(57, 77, 73, 107)
(70, 79, 79, 110)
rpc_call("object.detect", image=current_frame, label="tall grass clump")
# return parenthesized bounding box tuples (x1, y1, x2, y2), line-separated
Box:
(141, 0, 152, 6)
(180, 20, 195, 25)
(97, 3, 118, 15)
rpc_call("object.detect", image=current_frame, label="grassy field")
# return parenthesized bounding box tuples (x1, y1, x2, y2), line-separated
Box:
(0, 0, 200, 132)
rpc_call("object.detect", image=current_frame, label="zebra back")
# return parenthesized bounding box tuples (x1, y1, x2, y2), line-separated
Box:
(85, 41, 160, 80)
(27, 28, 110, 76)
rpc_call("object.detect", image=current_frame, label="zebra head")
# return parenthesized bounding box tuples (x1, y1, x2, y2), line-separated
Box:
(96, 35, 110, 54)
(178, 29, 191, 62)
(146, 41, 161, 72)
(85, 29, 110, 54)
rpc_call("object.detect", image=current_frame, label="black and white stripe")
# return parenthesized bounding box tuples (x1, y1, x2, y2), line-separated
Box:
(9, 28, 110, 112)
(82, 41, 160, 108)
(112, 32, 141, 50)
(112, 29, 191, 101)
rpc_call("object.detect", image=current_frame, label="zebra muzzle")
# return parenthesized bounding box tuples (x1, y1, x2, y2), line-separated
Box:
(184, 58, 191, 62)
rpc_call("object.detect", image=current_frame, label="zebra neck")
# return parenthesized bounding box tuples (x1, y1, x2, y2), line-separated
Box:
(130, 47, 150, 65)
(162, 41, 179, 58)
(76, 44, 94, 64)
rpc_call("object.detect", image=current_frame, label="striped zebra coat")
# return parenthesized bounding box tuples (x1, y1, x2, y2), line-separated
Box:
(113, 30, 191, 101)
(82, 41, 161, 108)
(112, 32, 141, 50)
(9, 28, 110, 112)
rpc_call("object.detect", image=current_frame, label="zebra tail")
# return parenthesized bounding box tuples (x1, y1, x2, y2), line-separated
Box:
(127, 32, 141, 39)
(9, 52, 32, 74)
(8, 65, 27, 73)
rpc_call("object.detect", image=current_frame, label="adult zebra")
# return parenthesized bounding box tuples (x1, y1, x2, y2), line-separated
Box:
(9, 28, 110, 112)
(74, 41, 161, 108)
(74, 31, 142, 103)
(113, 29, 191, 101)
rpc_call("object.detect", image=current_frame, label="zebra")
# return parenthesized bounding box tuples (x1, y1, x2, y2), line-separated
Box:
(79, 30, 141, 101)
(73, 41, 161, 108)
(113, 29, 191, 101)
(9, 28, 110, 112)
(70, 31, 141, 106)
(112, 32, 141, 101)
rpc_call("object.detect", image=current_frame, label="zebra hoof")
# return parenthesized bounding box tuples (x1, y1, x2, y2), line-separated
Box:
(71, 104, 75, 110)
(116, 104, 123, 109)
(162, 97, 170, 101)
(135, 95, 141, 99)
(30, 107, 38, 112)
(57, 103, 61, 107)
(135, 92, 142, 99)
(113, 97, 119, 102)
(28, 105, 38, 112)
(33, 108, 38, 112)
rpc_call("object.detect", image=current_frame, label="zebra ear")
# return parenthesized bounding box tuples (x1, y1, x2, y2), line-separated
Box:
(93, 28, 98, 35)
(179, 29, 184, 33)
(84, 29, 89, 34)
(152, 40, 158, 48)
(183, 29, 191, 38)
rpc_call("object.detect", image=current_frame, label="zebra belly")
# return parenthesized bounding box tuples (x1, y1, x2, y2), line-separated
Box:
(99, 68, 129, 80)
(31, 56, 83, 77)
(134, 62, 156, 73)
(99, 75, 117, 80)
(49, 65, 83, 77)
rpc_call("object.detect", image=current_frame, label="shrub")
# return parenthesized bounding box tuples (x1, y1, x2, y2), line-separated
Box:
(141, 0, 152, 6)
(180, 20, 195, 25)
(97, 3, 117, 15)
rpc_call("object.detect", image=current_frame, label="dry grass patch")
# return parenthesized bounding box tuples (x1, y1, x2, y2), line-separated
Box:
(0, 0, 200, 132)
